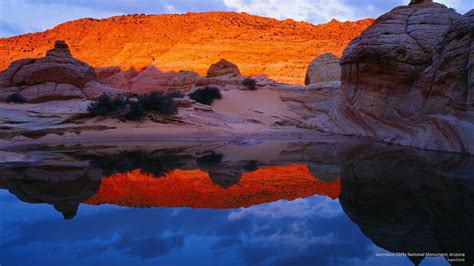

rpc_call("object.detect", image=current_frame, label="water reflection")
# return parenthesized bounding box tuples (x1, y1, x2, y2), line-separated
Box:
(339, 144, 474, 265)
(0, 140, 473, 265)
(85, 165, 340, 209)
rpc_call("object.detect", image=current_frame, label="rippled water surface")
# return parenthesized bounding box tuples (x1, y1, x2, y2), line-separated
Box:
(0, 140, 472, 266)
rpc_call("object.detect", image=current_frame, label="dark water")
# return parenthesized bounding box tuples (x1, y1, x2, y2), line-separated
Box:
(0, 140, 473, 266)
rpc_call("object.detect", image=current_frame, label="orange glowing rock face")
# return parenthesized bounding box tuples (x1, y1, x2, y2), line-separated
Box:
(0, 12, 373, 85)
(85, 164, 340, 209)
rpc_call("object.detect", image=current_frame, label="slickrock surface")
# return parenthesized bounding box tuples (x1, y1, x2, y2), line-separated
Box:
(0, 41, 122, 102)
(305, 53, 341, 85)
(319, 2, 474, 153)
(0, 12, 373, 85)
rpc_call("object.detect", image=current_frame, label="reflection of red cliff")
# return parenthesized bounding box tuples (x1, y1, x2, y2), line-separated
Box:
(85, 164, 340, 208)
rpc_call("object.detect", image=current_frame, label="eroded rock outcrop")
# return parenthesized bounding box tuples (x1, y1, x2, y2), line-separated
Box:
(0, 13, 374, 85)
(206, 59, 241, 78)
(320, 2, 474, 153)
(0, 41, 121, 103)
(305, 53, 341, 85)
(170, 70, 199, 93)
(269, 81, 342, 129)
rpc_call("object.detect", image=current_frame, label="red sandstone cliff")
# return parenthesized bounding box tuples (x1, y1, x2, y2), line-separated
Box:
(0, 12, 373, 84)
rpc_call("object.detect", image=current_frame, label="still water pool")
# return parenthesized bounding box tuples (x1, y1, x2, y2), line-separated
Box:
(0, 140, 472, 266)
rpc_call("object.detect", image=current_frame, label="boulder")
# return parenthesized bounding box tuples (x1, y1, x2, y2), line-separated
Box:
(11, 47, 95, 88)
(0, 41, 121, 103)
(305, 53, 341, 85)
(170, 70, 199, 93)
(206, 59, 241, 78)
(320, 2, 474, 153)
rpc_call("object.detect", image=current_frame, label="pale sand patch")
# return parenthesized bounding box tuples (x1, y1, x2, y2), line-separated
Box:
(212, 88, 302, 125)
(0, 89, 326, 148)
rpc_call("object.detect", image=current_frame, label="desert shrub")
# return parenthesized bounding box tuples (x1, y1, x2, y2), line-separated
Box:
(138, 92, 177, 115)
(242, 78, 257, 90)
(87, 94, 115, 116)
(124, 101, 145, 121)
(88, 92, 177, 121)
(112, 96, 128, 109)
(189, 87, 222, 105)
(166, 91, 184, 98)
(138, 92, 163, 111)
(156, 95, 178, 115)
(5, 93, 26, 103)
(87, 94, 141, 120)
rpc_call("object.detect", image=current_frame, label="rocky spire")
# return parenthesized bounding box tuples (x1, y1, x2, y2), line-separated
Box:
(46, 40, 72, 58)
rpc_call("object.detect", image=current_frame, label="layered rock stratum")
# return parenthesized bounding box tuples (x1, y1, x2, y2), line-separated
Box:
(313, 2, 474, 153)
(0, 12, 373, 85)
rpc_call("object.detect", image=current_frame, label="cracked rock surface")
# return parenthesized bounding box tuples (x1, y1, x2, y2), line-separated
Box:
(320, 2, 474, 153)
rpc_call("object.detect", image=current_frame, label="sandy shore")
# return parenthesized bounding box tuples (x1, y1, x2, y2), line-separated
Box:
(0, 88, 337, 148)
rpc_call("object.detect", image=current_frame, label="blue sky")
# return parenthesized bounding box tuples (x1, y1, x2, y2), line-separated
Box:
(0, 0, 470, 38)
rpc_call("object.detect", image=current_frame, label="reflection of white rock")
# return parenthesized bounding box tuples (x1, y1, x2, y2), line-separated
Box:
(0, 151, 32, 163)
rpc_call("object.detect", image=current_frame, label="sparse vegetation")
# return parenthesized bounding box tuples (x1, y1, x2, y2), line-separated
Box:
(90, 150, 191, 177)
(87, 92, 177, 121)
(242, 78, 257, 90)
(189, 87, 222, 105)
(87, 94, 116, 117)
(124, 101, 145, 121)
(166, 91, 184, 98)
(138, 92, 177, 116)
(5, 93, 26, 104)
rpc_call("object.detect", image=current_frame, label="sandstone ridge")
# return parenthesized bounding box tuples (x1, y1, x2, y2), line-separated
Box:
(0, 12, 373, 85)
